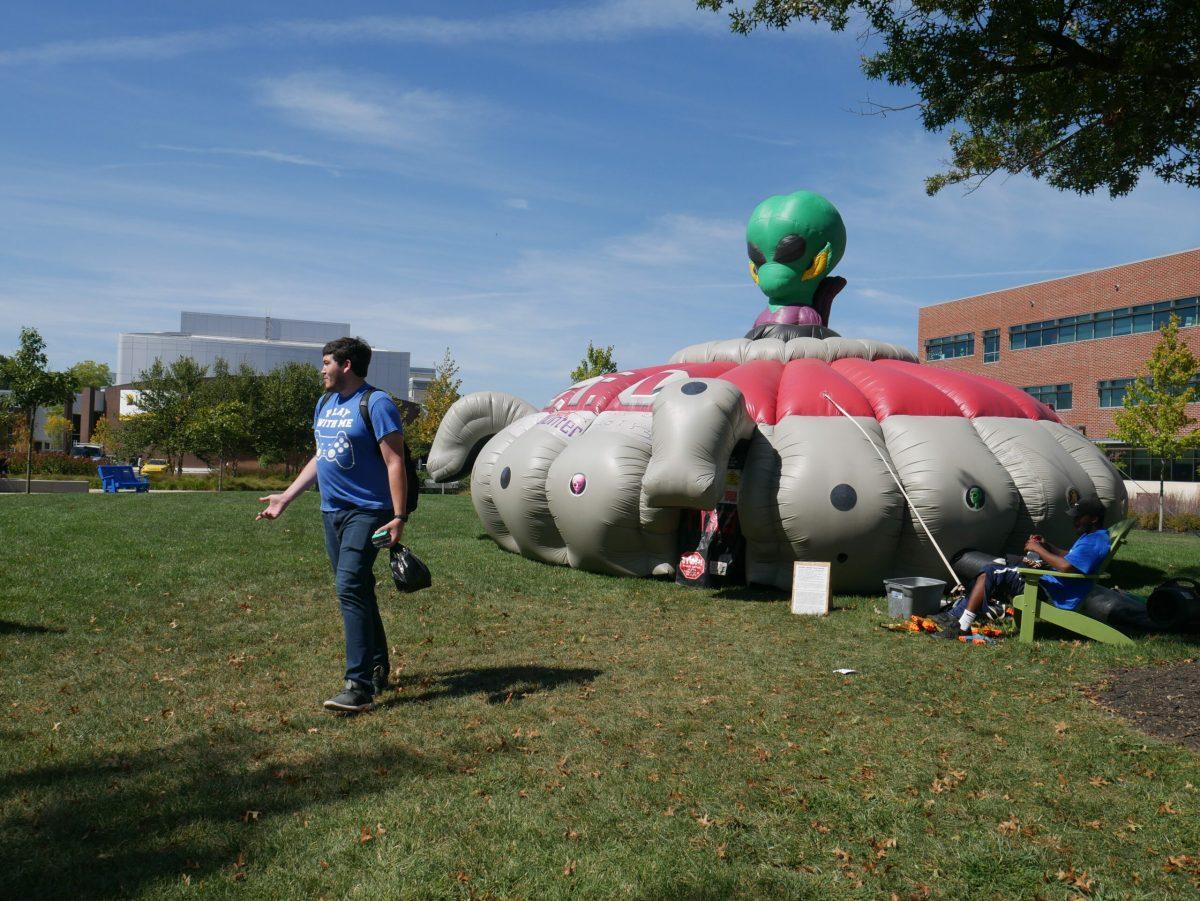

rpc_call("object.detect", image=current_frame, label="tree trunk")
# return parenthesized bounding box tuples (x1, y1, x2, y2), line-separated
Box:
(24, 409, 34, 494)
(218, 455, 224, 492)
(1158, 461, 1166, 532)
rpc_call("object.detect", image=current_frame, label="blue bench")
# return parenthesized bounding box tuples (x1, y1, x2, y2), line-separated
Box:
(98, 465, 150, 493)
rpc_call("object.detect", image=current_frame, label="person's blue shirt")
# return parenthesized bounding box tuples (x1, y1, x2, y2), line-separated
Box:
(313, 385, 404, 513)
(1040, 529, 1110, 610)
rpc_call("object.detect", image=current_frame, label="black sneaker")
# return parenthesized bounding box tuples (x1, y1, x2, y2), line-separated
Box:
(372, 664, 389, 697)
(323, 680, 375, 713)
(938, 622, 966, 640)
(930, 610, 958, 627)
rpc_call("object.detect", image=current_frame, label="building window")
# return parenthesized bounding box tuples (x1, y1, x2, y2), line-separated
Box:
(1098, 378, 1137, 408)
(1107, 447, 1200, 482)
(1099, 375, 1200, 408)
(982, 329, 999, 363)
(1008, 294, 1200, 350)
(926, 332, 975, 361)
(1024, 383, 1072, 410)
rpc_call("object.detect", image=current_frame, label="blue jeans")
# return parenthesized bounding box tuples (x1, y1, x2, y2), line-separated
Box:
(946, 563, 1026, 619)
(322, 508, 393, 691)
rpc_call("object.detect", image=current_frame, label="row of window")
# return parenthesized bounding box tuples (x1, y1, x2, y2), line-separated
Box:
(1023, 383, 1073, 410)
(925, 332, 974, 360)
(1024, 376, 1200, 410)
(1107, 447, 1200, 483)
(925, 294, 1199, 360)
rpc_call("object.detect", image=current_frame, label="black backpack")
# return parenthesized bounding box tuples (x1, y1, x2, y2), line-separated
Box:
(319, 387, 419, 514)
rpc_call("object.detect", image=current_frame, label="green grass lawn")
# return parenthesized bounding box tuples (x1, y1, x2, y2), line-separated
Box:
(2, 493, 1198, 898)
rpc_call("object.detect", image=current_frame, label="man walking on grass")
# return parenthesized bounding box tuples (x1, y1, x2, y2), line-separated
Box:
(257, 336, 409, 713)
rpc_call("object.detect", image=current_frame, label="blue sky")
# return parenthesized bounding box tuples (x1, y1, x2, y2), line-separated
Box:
(3, 0, 1199, 405)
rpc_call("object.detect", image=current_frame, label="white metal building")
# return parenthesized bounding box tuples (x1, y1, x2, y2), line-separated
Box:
(116, 312, 414, 399)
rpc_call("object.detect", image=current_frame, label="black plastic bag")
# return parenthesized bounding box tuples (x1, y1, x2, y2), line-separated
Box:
(389, 544, 431, 593)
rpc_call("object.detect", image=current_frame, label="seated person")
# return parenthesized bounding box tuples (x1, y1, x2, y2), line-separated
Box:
(939, 498, 1110, 639)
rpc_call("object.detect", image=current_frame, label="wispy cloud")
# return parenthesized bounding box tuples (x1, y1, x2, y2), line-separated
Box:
(605, 213, 742, 265)
(504, 198, 531, 211)
(256, 71, 478, 148)
(0, 0, 716, 67)
(152, 143, 343, 176)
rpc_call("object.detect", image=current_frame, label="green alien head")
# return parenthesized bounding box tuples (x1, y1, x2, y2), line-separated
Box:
(746, 191, 847, 310)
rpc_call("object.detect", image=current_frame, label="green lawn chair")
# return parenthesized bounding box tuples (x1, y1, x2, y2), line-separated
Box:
(1014, 518, 1137, 645)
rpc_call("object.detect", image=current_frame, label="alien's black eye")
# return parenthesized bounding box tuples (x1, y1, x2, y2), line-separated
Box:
(772, 234, 808, 265)
(747, 242, 767, 267)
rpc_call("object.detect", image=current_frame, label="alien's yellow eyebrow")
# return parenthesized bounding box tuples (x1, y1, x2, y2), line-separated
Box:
(801, 242, 832, 281)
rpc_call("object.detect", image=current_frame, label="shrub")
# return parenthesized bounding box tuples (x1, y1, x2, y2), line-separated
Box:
(1164, 512, 1200, 532)
(1130, 491, 1200, 531)
(14, 452, 102, 477)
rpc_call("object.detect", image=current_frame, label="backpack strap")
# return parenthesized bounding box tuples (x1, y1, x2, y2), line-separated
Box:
(360, 386, 418, 514)
(359, 387, 379, 450)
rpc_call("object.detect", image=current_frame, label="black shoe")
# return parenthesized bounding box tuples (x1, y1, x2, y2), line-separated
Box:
(372, 664, 389, 697)
(323, 680, 375, 712)
(930, 610, 957, 627)
(938, 622, 966, 640)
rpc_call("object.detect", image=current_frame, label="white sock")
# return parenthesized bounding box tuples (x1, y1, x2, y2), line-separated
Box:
(958, 610, 977, 632)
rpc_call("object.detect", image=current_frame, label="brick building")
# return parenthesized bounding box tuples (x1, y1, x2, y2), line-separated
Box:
(917, 248, 1200, 482)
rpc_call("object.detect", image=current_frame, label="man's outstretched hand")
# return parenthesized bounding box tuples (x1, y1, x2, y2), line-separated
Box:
(257, 494, 289, 520)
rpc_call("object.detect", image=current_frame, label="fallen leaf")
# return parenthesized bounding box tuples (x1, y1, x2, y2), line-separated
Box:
(562, 860, 577, 876)
(998, 818, 1020, 835)
(1056, 867, 1095, 894)
(1158, 801, 1179, 815)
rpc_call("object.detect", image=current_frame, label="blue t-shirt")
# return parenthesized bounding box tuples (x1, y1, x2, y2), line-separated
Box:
(1040, 530, 1110, 610)
(313, 385, 404, 513)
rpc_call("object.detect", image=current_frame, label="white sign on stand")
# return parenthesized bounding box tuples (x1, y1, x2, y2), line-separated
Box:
(791, 561, 831, 615)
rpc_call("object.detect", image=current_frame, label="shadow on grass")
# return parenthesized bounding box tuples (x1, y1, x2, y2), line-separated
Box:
(1108, 558, 1174, 587)
(712, 585, 785, 603)
(0, 620, 65, 635)
(387, 665, 602, 706)
(0, 729, 436, 898)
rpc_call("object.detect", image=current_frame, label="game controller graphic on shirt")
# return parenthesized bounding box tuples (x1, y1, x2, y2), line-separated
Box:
(316, 430, 355, 470)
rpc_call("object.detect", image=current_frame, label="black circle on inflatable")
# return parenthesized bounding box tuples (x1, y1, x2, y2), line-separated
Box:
(964, 485, 986, 511)
(830, 483, 857, 511)
(836, 552, 848, 563)
(681, 381, 707, 396)
(499, 466, 511, 489)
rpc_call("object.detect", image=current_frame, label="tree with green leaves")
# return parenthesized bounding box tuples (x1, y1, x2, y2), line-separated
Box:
(68, 360, 114, 389)
(188, 400, 250, 491)
(1112, 315, 1200, 531)
(43, 410, 72, 451)
(698, 1, 1200, 197)
(1, 327, 77, 492)
(410, 348, 462, 464)
(198, 359, 260, 473)
(253, 361, 323, 474)
(132, 357, 208, 476)
(569, 341, 618, 384)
